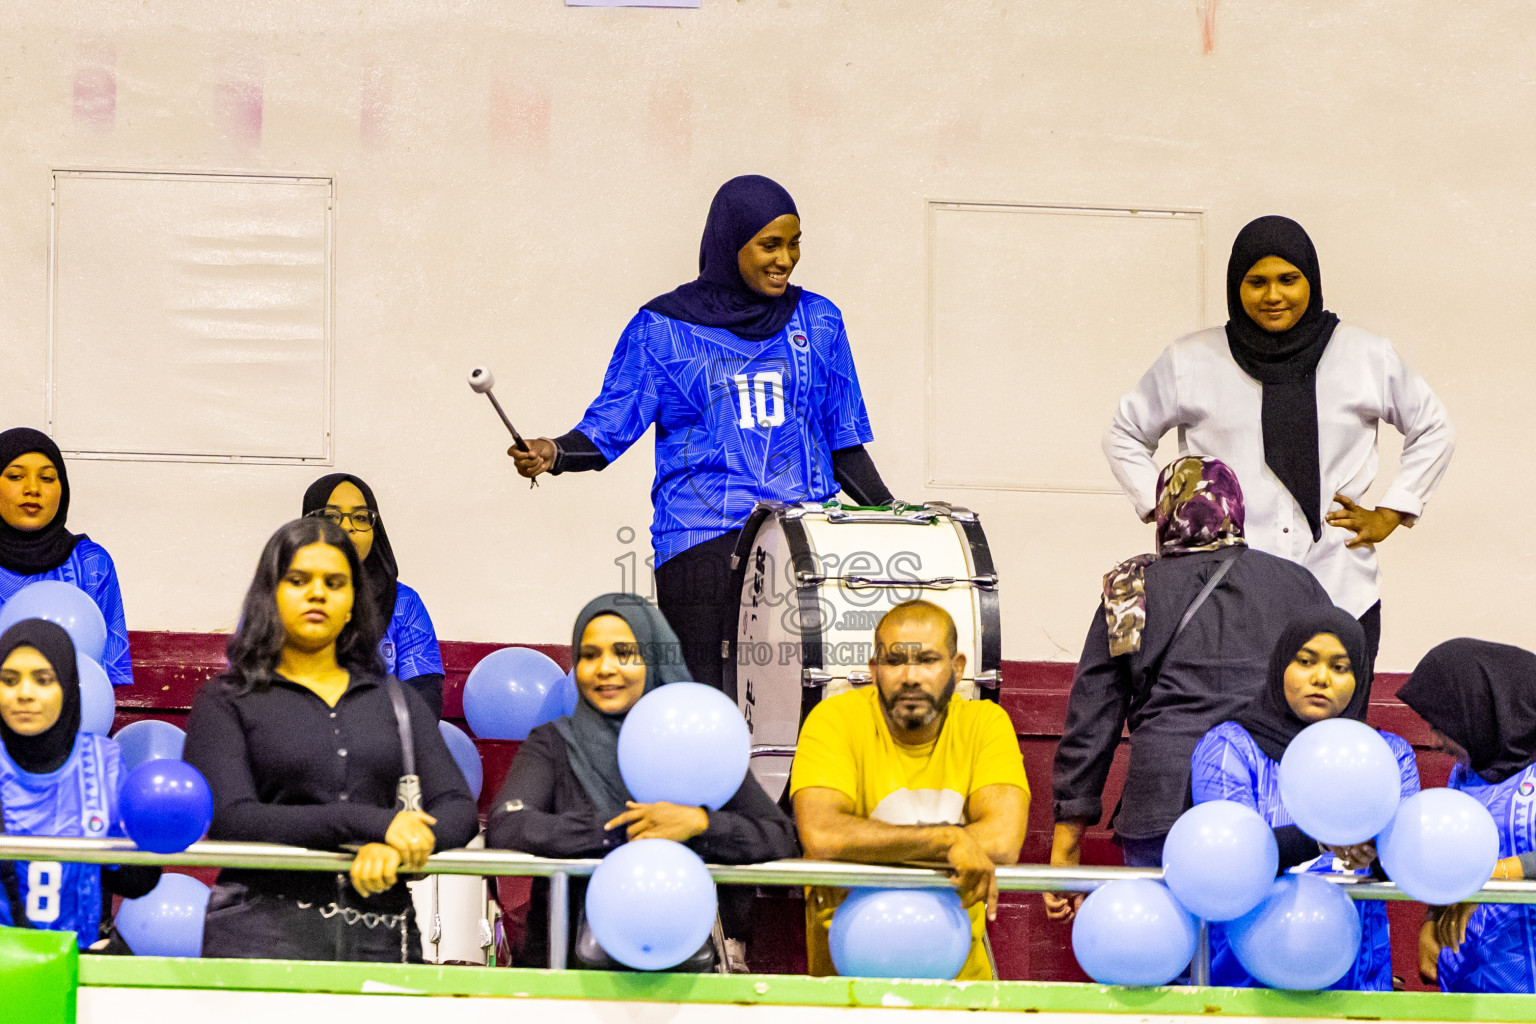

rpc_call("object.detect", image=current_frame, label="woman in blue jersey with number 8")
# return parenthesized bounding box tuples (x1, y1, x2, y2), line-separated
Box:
(510, 175, 893, 688)
(0, 618, 158, 946)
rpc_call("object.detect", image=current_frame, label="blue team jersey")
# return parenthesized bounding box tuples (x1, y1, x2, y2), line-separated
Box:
(1191, 721, 1421, 991)
(574, 292, 875, 565)
(0, 731, 122, 946)
(381, 582, 443, 681)
(1437, 762, 1536, 993)
(0, 539, 133, 687)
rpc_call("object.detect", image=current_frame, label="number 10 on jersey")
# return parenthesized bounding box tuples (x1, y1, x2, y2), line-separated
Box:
(732, 372, 786, 429)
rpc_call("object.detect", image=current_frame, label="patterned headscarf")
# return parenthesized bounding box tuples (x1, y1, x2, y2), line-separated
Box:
(1102, 456, 1247, 657)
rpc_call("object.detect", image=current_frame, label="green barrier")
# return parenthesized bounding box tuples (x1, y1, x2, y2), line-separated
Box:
(0, 926, 78, 1024)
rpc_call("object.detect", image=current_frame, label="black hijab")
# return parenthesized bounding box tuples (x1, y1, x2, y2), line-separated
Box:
(641, 175, 803, 342)
(1398, 639, 1536, 785)
(1224, 217, 1341, 542)
(0, 428, 85, 577)
(301, 473, 399, 627)
(553, 593, 692, 822)
(1236, 606, 1372, 762)
(0, 619, 82, 774)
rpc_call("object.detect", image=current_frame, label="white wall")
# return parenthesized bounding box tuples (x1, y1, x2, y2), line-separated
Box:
(0, 1, 1525, 670)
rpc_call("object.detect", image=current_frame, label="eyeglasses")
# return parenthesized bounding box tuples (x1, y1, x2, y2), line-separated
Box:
(306, 507, 378, 531)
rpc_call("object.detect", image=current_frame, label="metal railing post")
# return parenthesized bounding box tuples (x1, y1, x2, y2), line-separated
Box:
(548, 870, 569, 970)
(1189, 919, 1211, 986)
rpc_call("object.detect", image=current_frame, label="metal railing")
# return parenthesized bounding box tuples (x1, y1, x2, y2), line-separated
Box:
(7, 835, 1536, 979)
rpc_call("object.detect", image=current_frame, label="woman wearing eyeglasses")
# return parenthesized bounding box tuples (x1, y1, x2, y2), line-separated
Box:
(302, 475, 445, 719)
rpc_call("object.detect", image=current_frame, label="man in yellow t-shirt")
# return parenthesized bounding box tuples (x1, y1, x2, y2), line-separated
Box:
(790, 600, 1030, 980)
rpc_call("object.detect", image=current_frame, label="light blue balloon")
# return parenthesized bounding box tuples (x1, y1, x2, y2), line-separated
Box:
(0, 582, 108, 661)
(1378, 788, 1499, 905)
(1071, 879, 1198, 986)
(77, 654, 114, 735)
(618, 683, 749, 810)
(1163, 800, 1279, 921)
(116, 873, 210, 958)
(1226, 873, 1361, 990)
(585, 839, 717, 970)
(113, 719, 186, 772)
(1278, 718, 1401, 845)
(829, 888, 972, 979)
(461, 647, 569, 740)
(438, 720, 483, 801)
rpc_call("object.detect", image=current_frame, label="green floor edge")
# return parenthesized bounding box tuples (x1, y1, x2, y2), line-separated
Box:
(78, 956, 1536, 1021)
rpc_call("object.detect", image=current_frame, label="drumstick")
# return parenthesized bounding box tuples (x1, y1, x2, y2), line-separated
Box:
(467, 367, 529, 452)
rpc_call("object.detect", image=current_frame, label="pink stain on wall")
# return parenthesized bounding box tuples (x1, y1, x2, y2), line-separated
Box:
(360, 64, 392, 147)
(72, 41, 116, 130)
(1198, 0, 1220, 55)
(647, 79, 692, 155)
(220, 78, 263, 145)
(488, 78, 552, 155)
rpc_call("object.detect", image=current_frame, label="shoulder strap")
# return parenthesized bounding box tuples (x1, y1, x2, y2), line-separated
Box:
(382, 676, 423, 813)
(0, 775, 32, 929)
(1140, 547, 1244, 698)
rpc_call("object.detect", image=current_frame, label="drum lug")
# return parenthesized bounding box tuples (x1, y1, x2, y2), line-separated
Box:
(846, 669, 872, 687)
(973, 670, 1001, 685)
(802, 668, 834, 687)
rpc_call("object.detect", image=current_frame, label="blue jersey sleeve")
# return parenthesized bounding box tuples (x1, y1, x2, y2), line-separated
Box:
(1190, 722, 1263, 810)
(80, 545, 133, 687)
(819, 313, 874, 452)
(387, 584, 444, 681)
(1382, 731, 1422, 800)
(574, 313, 663, 463)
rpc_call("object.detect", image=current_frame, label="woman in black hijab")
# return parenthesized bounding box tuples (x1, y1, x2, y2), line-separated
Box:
(505, 176, 892, 688)
(1399, 639, 1536, 992)
(302, 473, 445, 718)
(0, 428, 133, 686)
(1190, 607, 1419, 990)
(0, 619, 158, 944)
(486, 593, 795, 970)
(1104, 216, 1455, 675)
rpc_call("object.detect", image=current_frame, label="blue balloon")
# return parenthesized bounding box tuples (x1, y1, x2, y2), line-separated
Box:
(438, 720, 483, 801)
(829, 888, 972, 979)
(618, 683, 749, 810)
(1378, 788, 1499, 905)
(1163, 800, 1279, 921)
(116, 873, 209, 958)
(113, 719, 186, 772)
(120, 760, 214, 854)
(1278, 718, 1401, 845)
(542, 669, 578, 719)
(77, 654, 115, 735)
(462, 647, 569, 740)
(0, 582, 108, 661)
(585, 839, 717, 970)
(1072, 879, 1198, 986)
(1226, 873, 1361, 990)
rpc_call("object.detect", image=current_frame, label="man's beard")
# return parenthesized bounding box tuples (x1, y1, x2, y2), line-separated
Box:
(879, 671, 958, 732)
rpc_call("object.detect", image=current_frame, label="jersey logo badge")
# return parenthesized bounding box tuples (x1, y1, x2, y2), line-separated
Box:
(1521, 780, 1535, 797)
(380, 639, 395, 662)
(791, 333, 807, 348)
(85, 814, 106, 835)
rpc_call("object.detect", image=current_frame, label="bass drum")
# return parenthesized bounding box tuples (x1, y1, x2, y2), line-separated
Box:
(724, 501, 1001, 800)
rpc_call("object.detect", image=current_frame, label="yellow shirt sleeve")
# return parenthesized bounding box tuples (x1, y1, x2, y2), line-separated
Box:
(788, 698, 859, 803)
(968, 701, 1030, 799)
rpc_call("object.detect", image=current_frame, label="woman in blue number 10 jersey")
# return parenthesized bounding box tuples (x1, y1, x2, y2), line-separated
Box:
(508, 175, 893, 688)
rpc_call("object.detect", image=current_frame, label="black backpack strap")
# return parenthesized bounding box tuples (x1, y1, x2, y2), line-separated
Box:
(1134, 547, 1243, 716)
(382, 675, 423, 813)
(0, 784, 32, 929)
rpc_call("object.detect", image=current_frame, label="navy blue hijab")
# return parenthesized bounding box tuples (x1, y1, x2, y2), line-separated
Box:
(642, 175, 802, 342)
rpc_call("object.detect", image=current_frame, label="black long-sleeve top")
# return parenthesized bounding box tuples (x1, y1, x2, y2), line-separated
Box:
(550, 430, 893, 507)
(1052, 548, 1332, 842)
(486, 721, 797, 965)
(183, 672, 479, 909)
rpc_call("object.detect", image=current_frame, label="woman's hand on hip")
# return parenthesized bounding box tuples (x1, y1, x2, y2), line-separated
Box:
(1326, 495, 1402, 549)
(350, 842, 402, 897)
(604, 801, 709, 843)
(384, 810, 438, 871)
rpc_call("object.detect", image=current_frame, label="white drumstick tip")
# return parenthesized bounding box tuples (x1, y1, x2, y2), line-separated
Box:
(467, 366, 495, 393)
